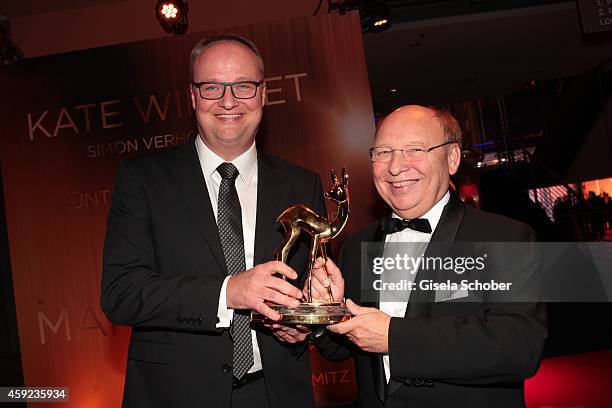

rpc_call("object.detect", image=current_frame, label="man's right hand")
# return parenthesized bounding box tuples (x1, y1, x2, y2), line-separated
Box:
(307, 257, 345, 303)
(226, 261, 303, 321)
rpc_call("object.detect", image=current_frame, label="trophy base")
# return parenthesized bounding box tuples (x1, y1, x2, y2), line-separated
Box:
(251, 302, 351, 325)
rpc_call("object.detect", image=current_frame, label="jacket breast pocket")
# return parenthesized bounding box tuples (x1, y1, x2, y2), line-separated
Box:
(129, 340, 175, 364)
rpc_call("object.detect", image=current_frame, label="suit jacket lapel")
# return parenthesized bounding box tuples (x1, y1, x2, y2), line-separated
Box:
(253, 153, 288, 265)
(429, 191, 464, 246)
(168, 140, 226, 273)
(386, 192, 465, 399)
(405, 192, 465, 319)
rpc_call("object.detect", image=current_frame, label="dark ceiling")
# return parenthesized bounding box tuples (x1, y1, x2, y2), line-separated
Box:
(0, 0, 124, 18)
(364, 1, 612, 112)
(1, 0, 611, 114)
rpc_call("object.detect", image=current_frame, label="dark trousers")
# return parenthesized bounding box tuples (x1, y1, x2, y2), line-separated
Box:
(231, 376, 268, 408)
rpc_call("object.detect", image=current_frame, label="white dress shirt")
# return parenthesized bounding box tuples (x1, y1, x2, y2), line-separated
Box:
(381, 191, 450, 383)
(195, 136, 262, 374)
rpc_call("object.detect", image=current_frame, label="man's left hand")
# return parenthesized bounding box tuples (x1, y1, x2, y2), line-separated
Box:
(327, 299, 391, 353)
(264, 323, 311, 344)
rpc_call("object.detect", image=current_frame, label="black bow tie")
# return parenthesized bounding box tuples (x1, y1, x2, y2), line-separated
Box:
(380, 217, 432, 234)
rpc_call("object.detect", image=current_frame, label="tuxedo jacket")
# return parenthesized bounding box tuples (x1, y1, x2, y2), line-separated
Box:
(317, 193, 547, 408)
(101, 139, 325, 408)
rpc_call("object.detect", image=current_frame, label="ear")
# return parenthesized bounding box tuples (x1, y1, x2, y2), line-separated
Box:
(447, 143, 461, 176)
(189, 86, 197, 111)
(260, 82, 267, 106)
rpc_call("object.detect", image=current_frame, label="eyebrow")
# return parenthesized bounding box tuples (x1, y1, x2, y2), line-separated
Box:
(194, 76, 261, 83)
(228, 76, 262, 81)
(235, 76, 261, 81)
(374, 143, 427, 148)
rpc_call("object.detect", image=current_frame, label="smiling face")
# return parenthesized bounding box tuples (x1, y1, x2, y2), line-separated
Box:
(372, 106, 460, 219)
(190, 40, 266, 161)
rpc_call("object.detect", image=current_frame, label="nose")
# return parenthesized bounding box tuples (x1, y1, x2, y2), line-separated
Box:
(387, 150, 410, 176)
(218, 85, 239, 110)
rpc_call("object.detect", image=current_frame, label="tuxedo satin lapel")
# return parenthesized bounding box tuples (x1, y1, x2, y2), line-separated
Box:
(385, 194, 466, 400)
(405, 192, 465, 319)
(168, 140, 226, 272)
(430, 191, 464, 245)
(253, 153, 287, 265)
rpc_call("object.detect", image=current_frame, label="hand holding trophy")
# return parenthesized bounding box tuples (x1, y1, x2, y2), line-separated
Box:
(251, 168, 351, 324)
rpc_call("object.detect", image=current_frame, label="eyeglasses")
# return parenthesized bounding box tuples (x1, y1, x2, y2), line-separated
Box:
(191, 80, 264, 100)
(369, 141, 455, 162)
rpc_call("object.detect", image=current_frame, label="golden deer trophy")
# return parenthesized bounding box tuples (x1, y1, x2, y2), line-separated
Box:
(251, 168, 351, 325)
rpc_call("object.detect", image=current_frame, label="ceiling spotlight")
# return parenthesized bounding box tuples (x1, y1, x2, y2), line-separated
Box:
(156, 0, 188, 35)
(325, 0, 392, 33)
(373, 18, 388, 27)
(161, 4, 179, 19)
(366, 1, 391, 33)
(390, 88, 398, 93)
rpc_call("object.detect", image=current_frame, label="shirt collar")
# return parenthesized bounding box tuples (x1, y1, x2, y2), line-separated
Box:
(392, 190, 450, 233)
(195, 136, 257, 187)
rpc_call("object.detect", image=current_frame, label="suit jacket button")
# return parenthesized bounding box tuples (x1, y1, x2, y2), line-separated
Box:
(222, 363, 232, 373)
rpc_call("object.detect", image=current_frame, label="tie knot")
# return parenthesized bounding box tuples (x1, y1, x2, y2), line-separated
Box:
(217, 162, 239, 180)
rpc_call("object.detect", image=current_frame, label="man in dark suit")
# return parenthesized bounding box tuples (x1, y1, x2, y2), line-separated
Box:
(101, 34, 323, 408)
(310, 105, 547, 407)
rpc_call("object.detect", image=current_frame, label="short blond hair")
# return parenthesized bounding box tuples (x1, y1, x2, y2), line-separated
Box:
(189, 33, 264, 81)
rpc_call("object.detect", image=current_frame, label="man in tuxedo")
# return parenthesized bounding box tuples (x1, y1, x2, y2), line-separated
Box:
(101, 34, 323, 408)
(310, 105, 547, 407)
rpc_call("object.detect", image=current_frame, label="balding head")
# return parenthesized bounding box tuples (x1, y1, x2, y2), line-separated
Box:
(371, 105, 461, 219)
(376, 105, 461, 146)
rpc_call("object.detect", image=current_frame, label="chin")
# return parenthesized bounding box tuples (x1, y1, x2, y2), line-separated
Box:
(215, 130, 247, 143)
(395, 207, 419, 217)
(389, 191, 421, 207)
(389, 199, 417, 213)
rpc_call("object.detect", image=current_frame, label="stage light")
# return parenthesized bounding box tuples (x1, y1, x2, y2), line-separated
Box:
(366, 1, 391, 33)
(161, 4, 179, 19)
(323, 1, 392, 33)
(156, 0, 188, 35)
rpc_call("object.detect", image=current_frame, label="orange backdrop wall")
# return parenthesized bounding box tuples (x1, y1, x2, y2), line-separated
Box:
(0, 12, 377, 407)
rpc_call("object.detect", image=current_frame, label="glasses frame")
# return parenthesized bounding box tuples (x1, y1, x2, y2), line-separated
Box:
(369, 141, 456, 162)
(191, 80, 264, 100)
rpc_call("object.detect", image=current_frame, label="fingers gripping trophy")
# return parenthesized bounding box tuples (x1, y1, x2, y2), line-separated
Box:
(251, 168, 351, 324)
